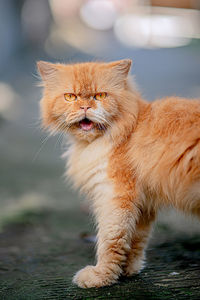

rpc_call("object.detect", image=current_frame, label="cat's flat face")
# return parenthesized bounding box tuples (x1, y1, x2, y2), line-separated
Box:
(38, 60, 131, 142)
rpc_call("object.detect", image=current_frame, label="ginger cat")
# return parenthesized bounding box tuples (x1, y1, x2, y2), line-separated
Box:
(37, 59, 200, 288)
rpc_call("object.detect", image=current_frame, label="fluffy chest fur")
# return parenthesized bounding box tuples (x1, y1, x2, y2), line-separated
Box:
(65, 137, 114, 201)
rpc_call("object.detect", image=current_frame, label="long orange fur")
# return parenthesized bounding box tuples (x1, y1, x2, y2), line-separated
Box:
(37, 59, 200, 288)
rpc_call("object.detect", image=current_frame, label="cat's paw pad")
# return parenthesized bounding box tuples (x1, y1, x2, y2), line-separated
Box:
(73, 265, 118, 288)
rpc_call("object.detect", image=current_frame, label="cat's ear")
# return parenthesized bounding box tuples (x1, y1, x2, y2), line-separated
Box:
(37, 61, 58, 81)
(107, 59, 132, 78)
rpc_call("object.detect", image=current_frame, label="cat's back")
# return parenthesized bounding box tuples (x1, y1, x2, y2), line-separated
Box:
(150, 97, 200, 138)
(130, 96, 200, 192)
(132, 96, 200, 159)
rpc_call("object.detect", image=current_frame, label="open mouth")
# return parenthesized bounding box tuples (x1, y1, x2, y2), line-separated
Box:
(79, 118, 94, 131)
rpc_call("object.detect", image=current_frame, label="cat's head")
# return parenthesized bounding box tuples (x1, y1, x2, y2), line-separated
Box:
(37, 59, 138, 143)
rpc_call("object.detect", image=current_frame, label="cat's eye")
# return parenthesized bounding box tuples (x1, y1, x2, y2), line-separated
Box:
(64, 93, 77, 102)
(94, 92, 107, 101)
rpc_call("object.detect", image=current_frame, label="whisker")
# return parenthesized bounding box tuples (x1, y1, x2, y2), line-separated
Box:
(92, 114, 112, 128)
(55, 132, 64, 150)
(32, 134, 51, 162)
(54, 122, 69, 149)
(32, 116, 71, 162)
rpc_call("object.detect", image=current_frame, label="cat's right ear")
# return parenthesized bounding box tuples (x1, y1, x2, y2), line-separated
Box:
(107, 59, 132, 78)
(37, 61, 58, 81)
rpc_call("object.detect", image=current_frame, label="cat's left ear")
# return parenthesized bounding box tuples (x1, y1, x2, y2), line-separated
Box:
(37, 61, 59, 81)
(107, 59, 132, 78)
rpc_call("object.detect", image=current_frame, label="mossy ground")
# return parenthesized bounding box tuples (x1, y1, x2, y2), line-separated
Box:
(0, 208, 199, 300)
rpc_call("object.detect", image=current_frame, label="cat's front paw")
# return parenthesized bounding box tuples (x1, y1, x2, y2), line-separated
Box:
(73, 265, 118, 288)
(123, 258, 145, 277)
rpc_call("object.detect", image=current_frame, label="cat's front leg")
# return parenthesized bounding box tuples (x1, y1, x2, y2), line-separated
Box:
(73, 198, 137, 288)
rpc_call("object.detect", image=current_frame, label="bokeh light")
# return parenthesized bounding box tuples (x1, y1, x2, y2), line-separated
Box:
(80, 0, 118, 30)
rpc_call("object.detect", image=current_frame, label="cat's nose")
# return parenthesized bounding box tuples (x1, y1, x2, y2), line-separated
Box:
(80, 106, 91, 113)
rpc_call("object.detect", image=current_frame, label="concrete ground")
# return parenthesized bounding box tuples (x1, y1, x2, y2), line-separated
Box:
(0, 35, 200, 299)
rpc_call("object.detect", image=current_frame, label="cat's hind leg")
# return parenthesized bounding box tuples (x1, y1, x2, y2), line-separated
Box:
(185, 180, 200, 218)
(123, 209, 155, 277)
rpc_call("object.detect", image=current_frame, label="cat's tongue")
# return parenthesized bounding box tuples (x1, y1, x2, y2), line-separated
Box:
(80, 118, 94, 131)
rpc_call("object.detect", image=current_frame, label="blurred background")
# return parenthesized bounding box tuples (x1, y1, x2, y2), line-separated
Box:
(0, 0, 200, 237)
